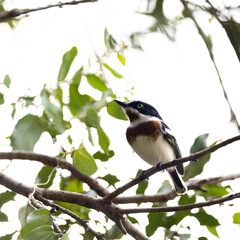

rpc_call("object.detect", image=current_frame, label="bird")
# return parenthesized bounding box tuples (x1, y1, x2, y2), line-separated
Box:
(114, 99, 187, 194)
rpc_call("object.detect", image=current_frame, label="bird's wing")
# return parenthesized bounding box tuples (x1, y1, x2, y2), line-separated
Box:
(160, 121, 184, 175)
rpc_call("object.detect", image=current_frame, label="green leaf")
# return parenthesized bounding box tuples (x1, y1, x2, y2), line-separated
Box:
(193, 208, 220, 238)
(107, 101, 128, 120)
(127, 215, 139, 224)
(105, 224, 124, 239)
(20, 209, 53, 238)
(35, 166, 57, 188)
(146, 211, 167, 236)
(24, 226, 58, 240)
(3, 75, 11, 88)
(68, 69, 94, 116)
(117, 53, 126, 66)
(136, 170, 148, 195)
(184, 134, 210, 180)
(206, 226, 219, 238)
(97, 127, 110, 153)
(58, 46, 78, 82)
(86, 74, 108, 92)
(10, 114, 46, 151)
(93, 150, 114, 162)
(84, 108, 100, 128)
(60, 177, 83, 193)
(103, 63, 123, 78)
(233, 212, 240, 224)
(41, 88, 69, 136)
(72, 144, 97, 175)
(98, 174, 120, 188)
(104, 27, 110, 50)
(18, 204, 35, 227)
(82, 231, 94, 240)
(0, 211, 8, 222)
(0, 93, 4, 105)
(0, 231, 16, 240)
(0, 191, 16, 209)
(197, 184, 230, 200)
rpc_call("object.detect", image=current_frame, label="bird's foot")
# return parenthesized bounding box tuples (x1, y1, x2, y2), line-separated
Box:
(138, 170, 149, 181)
(156, 162, 164, 172)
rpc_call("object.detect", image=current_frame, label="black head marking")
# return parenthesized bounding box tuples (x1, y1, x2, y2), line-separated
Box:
(127, 101, 163, 120)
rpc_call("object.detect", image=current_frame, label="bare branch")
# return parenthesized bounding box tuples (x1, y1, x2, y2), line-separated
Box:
(0, 171, 149, 240)
(0, 151, 109, 197)
(121, 191, 240, 214)
(0, 0, 97, 22)
(34, 195, 106, 240)
(114, 172, 240, 204)
(180, 0, 240, 131)
(103, 135, 240, 202)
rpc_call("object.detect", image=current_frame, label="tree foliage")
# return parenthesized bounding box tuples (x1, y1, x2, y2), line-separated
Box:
(1, 0, 240, 239)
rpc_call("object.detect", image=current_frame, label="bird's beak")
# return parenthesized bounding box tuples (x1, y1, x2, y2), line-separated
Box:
(114, 100, 128, 108)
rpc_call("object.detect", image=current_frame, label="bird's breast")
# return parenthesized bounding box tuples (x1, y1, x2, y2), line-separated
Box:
(126, 121, 162, 144)
(126, 121, 175, 167)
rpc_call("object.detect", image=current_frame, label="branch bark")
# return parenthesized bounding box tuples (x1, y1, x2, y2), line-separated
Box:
(0, 151, 109, 197)
(114, 172, 240, 204)
(103, 135, 240, 202)
(121, 191, 240, 214)
(0, 171, 149, 240)
(0, 0, 97, 22)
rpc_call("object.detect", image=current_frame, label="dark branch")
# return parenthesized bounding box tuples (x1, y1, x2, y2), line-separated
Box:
(0, 0, 97, 22)
(0, 171, 149, 240)
(103, 135, 240, 202)
(0, 151, 109, 197)
(34, 195, 106, 240)
(121, 191, 240, 214)
(114, 172, 240, 204)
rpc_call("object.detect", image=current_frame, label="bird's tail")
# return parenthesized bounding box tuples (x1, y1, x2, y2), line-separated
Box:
(169, 169, 187, 195)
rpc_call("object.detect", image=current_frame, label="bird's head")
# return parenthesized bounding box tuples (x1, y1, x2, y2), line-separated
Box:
(114, 100, 162, 123)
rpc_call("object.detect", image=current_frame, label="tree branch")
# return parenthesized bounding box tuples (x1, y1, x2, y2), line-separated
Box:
(0, 0, 97, 22)
(34, 195, 106, 240)
(103, 135, 240, 202)
(0, 171, 149, 240)
(180, 0, 240, 131)
(121, 191, 240, 214)
(0, 151, 109, 197)
(114, 172, 240, 204)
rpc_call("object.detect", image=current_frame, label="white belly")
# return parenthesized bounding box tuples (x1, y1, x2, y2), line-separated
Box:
(130, 135, 175, 170)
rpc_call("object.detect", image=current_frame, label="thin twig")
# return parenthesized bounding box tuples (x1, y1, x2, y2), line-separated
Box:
(103, 135, 240, 202)
(0, 0, 97, 22)
(30, 197, 64, 236)
(180, 0, 240, 131)
(121, 191, 240, 214)
(0, 151, 109, 197)
(34, 194, 106, 240)
(114, 172, 240, 204)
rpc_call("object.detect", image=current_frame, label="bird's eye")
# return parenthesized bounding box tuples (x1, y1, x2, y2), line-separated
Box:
(137, 104, 143, 108)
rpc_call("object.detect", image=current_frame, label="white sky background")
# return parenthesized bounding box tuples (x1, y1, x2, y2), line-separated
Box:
(1, 0, 240, 239)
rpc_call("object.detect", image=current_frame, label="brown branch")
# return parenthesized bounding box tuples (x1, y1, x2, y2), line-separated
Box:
(0, 0, 97, 22)
(30, 197, 64, 236)
(180, 0, 240, 131)
(34, 195, 106, 240)
(0, 171, 149, 240)
(114, 172, 240, 204)
(103, 135, 240, 202)
(0, 151, 109, 197)
(121, 191, 240, 214)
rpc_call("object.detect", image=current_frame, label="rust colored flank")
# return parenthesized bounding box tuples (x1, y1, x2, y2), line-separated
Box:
(126, 121, 162, 144)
